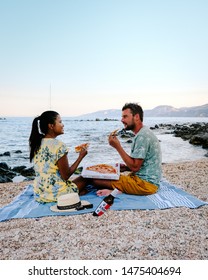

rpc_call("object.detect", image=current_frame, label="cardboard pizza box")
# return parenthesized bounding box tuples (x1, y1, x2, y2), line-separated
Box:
(81, 163, 120, 180)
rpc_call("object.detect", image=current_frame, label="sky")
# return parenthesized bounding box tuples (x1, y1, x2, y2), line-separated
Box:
(0, 0, 208, 117)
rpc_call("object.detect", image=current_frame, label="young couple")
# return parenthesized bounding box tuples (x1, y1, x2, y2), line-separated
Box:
(29, 103, 162, 203)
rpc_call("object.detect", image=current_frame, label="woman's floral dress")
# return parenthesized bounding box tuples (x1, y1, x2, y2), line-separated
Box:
(33, 138, 78, 202)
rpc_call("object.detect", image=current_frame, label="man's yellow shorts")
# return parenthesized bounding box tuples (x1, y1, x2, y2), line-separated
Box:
(111, 173, 158, 195)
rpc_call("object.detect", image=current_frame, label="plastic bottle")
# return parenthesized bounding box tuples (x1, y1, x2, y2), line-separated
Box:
(93, 188, 120, 216)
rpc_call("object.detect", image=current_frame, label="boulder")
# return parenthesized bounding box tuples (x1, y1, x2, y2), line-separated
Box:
(0, 162, 9, 170)
(14, 150, 22, 154)
(0, 166, 17, 183)
(189, 133, 208, 149)
(118, 129, 134, 138)
(20, 167, 35, 177)
(0, 151, 11, 157)
(0, 163, 35, 183)
(0, 175, 13, 183)
(12, 166, 27, 173)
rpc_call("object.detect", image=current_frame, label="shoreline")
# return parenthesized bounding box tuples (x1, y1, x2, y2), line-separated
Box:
(0, 159, 208, 260)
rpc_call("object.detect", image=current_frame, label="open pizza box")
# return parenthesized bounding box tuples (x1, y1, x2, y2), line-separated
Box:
(81, 163, 120, 180)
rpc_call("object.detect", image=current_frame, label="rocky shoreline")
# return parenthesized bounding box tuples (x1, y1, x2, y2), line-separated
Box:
(0, 122, 207, 183)
(151, 121, 208, 148)
(0, 162, 35, 183)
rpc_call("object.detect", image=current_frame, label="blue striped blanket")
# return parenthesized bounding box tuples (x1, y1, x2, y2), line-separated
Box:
(0, 179, 207, 222)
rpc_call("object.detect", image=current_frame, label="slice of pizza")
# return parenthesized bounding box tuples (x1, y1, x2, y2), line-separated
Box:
(86, 164, 117, 174)
(110, 129, 119, 136)
(75, 143, 89, 153)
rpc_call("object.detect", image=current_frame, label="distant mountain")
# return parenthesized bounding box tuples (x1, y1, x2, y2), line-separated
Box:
(76, 104, 208, 119)
(144, 104, 208, 117)
(76, 109, 122, 120)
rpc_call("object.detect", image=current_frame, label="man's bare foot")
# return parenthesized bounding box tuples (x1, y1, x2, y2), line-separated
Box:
(96, 189, 112, 197)
(96, 189, 122, 197)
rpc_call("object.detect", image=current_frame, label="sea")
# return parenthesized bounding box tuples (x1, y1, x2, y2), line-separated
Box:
(0, 116, 207, 169)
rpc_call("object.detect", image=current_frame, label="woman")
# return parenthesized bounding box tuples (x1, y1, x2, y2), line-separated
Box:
(29, 110, 88, 202)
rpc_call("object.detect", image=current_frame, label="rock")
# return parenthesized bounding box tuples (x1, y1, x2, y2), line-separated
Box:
(0, 167, 16, 177)
(0, 175, 13, 183)
(12, 166, 27, 173)
(0, 163, 16, 183)
(189, 133, 208, 149)
(0, 168, 17, 183)
(0, 163, 35, 183)
(0, 162, 9, 170)
(14, 150, 22, 154)
(150, 124, 159, 129)
(20, 167, 35, 177)
(0, 151, 11, 157)
(118, 129, 134, 138)
(12, 175, 27, 183)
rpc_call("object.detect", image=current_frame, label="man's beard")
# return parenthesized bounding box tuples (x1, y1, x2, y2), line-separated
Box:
(124, 123, 135, 131)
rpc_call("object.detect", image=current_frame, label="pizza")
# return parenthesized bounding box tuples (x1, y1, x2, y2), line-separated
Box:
(75, 143, 89, 153)
(86, 164, 117, 174)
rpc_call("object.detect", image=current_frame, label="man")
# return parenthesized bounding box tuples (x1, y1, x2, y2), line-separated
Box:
(93, 103, 162, 196)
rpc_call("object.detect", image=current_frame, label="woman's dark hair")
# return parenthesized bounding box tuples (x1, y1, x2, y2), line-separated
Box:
(29, 111, 59, 162)
(122, 103, 143, 122)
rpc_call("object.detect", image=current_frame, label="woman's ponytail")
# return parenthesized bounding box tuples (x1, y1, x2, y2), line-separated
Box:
(29, 117, 44, 162)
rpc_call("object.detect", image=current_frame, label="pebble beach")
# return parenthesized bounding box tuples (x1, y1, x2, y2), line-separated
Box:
(0, 159, 208, 260)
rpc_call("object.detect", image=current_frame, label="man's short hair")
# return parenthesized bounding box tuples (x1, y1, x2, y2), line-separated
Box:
(122, 103, 143, 122)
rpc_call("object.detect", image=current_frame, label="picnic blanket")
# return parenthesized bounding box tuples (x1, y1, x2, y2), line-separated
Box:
(0, 179, 207, 222)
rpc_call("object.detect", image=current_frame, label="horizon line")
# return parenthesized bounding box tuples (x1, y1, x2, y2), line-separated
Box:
(1, 103, 207, 118)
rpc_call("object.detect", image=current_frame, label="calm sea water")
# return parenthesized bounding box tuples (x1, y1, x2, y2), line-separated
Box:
(0, 117, 207, 169)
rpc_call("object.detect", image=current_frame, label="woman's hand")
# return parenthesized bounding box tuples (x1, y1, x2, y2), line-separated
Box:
(78, 147, 88, 159)
(58, 148, 88, 181)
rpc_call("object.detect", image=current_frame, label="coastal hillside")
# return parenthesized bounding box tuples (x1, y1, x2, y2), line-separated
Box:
(76, 109, 121, 120)
(77, 104, 208, 119)
(144, 104, 208, 117)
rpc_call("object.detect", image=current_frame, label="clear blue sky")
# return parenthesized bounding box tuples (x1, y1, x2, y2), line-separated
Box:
(0, 0, 207, 117)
